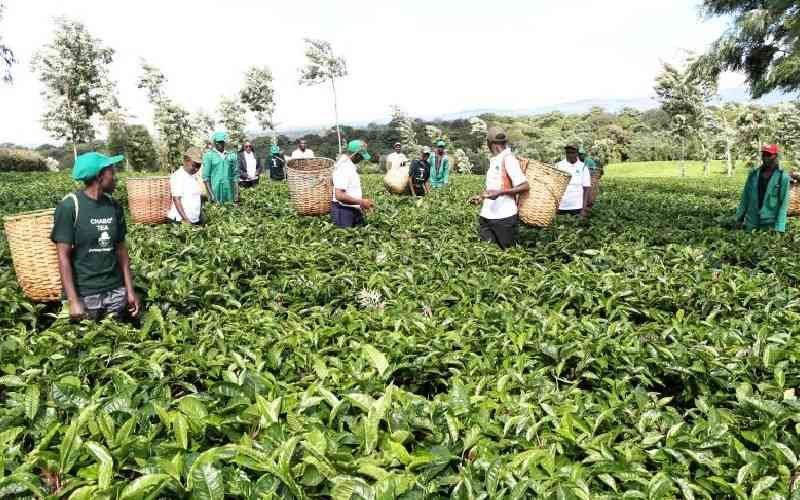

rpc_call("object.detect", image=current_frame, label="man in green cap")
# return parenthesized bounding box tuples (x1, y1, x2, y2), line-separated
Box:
(428, 139, 450, 188)
(268, 144, 286, 181)
(51, 152, 141, 321)
(202, 131, 240, 204)
(331, 139, 375, 228)
(578, 146, 599, 172)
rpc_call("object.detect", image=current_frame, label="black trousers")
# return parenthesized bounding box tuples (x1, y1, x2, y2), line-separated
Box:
(558, 209, 582, 216)
(240, 178, 259, 188)
(478, 214, 519, 249)
(331, 202, 365, 228)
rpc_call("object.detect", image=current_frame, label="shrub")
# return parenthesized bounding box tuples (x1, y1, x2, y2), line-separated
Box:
(0, 148, 49, 172)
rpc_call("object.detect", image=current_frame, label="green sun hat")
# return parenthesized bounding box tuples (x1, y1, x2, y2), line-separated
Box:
(72, 152, 124, 181)
(270, 145, 280, 155)
(212, 131, 228, 142)
(347, 140, 371, 161)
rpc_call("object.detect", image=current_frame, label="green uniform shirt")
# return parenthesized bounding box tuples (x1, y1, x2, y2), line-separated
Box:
(736, 166, 790, 233)
(428, 154, 450, 188)
(202, 149, 239, 203)
(50, 191, 127, 296)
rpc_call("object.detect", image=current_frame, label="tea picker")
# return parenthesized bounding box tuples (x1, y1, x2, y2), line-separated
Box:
(203, 131, 240, 205)
(51, 152, 142, 321)
(472, 127, 530, 249)
(331, 139, 375, 228)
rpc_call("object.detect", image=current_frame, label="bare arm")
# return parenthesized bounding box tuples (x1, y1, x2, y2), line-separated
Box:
(172, 196, 191, 224)
(581, 187, 592, 217)
(335, 188, 372, 209)
(116, 242, 141, 317)
(56, 243, 84, 319)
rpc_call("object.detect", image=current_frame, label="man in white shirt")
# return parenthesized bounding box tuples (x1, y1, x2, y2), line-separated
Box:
(238, 141, 262, 188)
(331, 139, 375, 228)
(470, 127, 529, 249)
(168, 147, 204, 225)
(385, 142, 408, 171)
(290, 139, 315, 159)
(556, 144, 592, 218)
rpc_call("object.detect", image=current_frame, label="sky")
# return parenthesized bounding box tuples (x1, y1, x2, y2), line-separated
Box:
(0, 0, 742, 146)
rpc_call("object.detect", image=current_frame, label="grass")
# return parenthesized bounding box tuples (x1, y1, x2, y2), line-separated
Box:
(604, 160, 750, 179)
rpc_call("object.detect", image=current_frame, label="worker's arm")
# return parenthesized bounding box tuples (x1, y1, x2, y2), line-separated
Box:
(202, 156, 216, 202)
(335, 188, 373, 210)
(581, 186, 592, 218)
(172, 196, 192, 224)
(116, 242, 141, 318)
(56, 243, 84, 320)
(735, 173, 752, 223)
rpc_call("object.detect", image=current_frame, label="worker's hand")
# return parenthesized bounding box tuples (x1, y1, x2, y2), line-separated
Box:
(68, 300, 87, 321)
(360, 198, 375, 211)
(468, 195, 482, 205)
(182, 219, 192, 225)
(127, 291, 141, 318)
(790, 171, 800, 182)
(482, 189, 503, 200)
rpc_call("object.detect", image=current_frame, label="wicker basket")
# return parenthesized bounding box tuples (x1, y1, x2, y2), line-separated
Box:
(517, 160, 571, 227)
(590, 171, 601, 205)
(287, 157, 334, 215)
(790, 183, 800, 217)
(3, 209, 61, 302)
(384, 166, 409, 194)
(127, 177, 171, 224)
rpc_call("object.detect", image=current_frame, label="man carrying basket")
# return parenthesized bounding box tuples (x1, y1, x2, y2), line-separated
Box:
(51, 152, 142, 321)
(331, 139, 375, 228)
(471, 127, 529, 249)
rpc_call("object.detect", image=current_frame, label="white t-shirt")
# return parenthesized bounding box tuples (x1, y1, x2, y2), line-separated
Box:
(291, 148, 315, 159)
(332, 155, 362, 208)
(168, 167, 203, 223)
(556, 159, 591, 210)
(244, 151, 258, 179)
(480, 148, 528, 220)
(386, 152, 408, 171)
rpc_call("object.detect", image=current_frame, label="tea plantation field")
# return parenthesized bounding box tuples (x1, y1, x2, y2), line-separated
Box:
(1, 170, 800, 499)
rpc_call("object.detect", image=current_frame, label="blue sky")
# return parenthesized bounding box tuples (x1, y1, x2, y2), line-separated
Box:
(0, 0, 741, 145)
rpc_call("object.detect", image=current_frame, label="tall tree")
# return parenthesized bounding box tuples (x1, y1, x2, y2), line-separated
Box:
(0, 1, 15, 83)
(654, 61, 717, 176)
(217, 96, 247, 149)
(190, 110, 215, 147)
(299, 38, 348, 154)
(31, 18, 115, 160)
(694, 1, 800, 98)
(137, 60, 193, 168)
(390, 105, 419, 157)
(240, 66, 276, 139)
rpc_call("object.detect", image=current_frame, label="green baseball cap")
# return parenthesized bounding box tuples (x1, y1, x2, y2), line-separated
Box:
(212, 131, 228, 142)
(72, 152, 124, 181)
(578, 146, 587, 155)
(270, 145, 280, 154)
(435, 139, 446, 147)
(347, 139, 371, 161)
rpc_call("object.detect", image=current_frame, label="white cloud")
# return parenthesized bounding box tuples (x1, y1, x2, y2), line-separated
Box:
(0, 0, 739, 146)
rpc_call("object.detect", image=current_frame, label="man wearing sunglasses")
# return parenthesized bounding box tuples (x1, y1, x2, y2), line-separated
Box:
(168, 147, 205, 225)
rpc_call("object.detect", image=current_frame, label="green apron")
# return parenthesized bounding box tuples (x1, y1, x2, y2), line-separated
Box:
(735, 166, 790, 232)
(428, 154, 449, 188)
(202, 149, 238, 203)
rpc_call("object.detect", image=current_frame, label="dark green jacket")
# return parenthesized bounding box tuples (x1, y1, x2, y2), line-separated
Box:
(735, 167, 790, 232)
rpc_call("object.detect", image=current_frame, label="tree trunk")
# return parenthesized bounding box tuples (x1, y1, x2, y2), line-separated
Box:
(700, 142, 709, 177)
(72, 142, 77, 162)
(725, 142, 732, 177)
(680, 139, 686, 177)
(331, 77, 342, 155)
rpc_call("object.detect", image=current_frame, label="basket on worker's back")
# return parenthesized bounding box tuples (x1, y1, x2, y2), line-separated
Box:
(3, 209, 61, 302)
(384, 165, 409, 194)
(127, 177, 171, 224)
(789, 183, 800, 217)
(286, 157, 334, 215)
(517, 159, 571, 227)
(590, 171, 601, 205)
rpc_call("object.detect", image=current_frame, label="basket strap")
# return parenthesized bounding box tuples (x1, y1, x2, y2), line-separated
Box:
(63, 193, 79, 227)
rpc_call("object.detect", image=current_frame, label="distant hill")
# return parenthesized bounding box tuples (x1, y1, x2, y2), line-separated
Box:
(274, 87, 795, 138)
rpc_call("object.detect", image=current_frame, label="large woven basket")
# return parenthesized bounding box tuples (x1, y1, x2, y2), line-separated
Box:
(589, 171, 601, 205)
(287, 157, 334, 215)
(127, 177, 171, 224)
(790, 183, 800, 217)
(384, 166, 409, 194)
(3, 209, 61, 302)
(517, 160, 571, 227)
